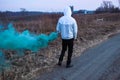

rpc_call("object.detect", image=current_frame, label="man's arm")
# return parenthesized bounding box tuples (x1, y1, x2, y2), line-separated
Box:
(73, 20, 78, 40)
(56, 22, 60, 33)
(56, 21, 61, 38)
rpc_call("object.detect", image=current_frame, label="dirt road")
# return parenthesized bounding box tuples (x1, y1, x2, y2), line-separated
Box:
(36, 34, 120, 80)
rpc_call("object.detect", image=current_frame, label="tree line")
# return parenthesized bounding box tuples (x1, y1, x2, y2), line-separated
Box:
(95, 0, 120, 13)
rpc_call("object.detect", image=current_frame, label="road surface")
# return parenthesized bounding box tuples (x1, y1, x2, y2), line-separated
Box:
(36, 34, 120, 80)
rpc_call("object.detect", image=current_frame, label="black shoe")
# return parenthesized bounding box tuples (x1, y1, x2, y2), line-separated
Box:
(57, 62, 62, 66)
(66, 64, 73, 68)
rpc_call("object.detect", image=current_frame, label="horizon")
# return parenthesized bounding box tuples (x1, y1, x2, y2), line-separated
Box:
(0, 0, 119, 12)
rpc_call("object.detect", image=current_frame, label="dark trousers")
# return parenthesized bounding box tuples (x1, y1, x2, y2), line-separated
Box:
(59, 38, 74, 65)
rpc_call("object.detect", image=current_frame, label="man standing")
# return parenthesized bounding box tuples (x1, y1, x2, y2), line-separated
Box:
(56, 6, 78, 68)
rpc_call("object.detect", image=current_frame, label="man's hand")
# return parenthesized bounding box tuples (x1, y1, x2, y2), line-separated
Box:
(74, 39, 77, 41)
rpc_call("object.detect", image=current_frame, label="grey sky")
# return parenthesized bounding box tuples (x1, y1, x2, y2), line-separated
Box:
(0, 0, 119, 12)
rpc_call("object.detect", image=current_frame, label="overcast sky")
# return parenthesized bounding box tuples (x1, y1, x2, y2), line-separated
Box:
(0, 0, 119, 12)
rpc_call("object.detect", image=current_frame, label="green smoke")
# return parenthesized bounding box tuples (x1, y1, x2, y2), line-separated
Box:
(0, 51, 6, 66)
(0, 23, 58, 52)
(0, 51, 8, 72)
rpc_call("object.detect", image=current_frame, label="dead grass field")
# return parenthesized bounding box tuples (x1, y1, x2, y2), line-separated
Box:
(0, 13, 120, 80)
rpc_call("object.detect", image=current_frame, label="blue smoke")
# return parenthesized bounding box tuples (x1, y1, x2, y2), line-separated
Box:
(0, 23, 58, 52)
(0, 51, 7, 72)
(0, 23, 58, 72)
(0, 51, 6, 66)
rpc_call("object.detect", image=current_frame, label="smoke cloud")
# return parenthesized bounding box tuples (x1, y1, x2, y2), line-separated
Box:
(0, 23, 58, 71)
(0, 23, 58, 52)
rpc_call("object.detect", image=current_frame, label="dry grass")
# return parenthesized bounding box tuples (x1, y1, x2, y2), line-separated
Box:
(0, 13, 120, 80)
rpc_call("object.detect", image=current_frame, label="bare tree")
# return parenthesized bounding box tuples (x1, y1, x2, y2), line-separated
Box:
(95, 1, 120, 13)
(20, 8, 27, 16)
(118, 0, 120, 8)
(101, 1, 114, 11)
(20, 8, 26, 12)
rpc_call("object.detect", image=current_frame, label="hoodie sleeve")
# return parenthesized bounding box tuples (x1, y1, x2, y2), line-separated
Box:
(73, 19, 78, 39)
(56, 20, 60, 33)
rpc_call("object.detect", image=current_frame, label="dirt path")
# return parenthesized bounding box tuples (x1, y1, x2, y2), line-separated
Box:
(36, 34, 120, 80)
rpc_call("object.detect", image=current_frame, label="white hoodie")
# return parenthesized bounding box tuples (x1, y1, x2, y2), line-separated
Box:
(56, 6, 78, 39)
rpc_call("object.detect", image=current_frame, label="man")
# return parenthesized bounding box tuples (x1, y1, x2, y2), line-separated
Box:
(56, 6, 78, 68)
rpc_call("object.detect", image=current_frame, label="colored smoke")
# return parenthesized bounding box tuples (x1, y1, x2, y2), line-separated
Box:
(0, 51, 8, 72)
(0, 23, 58, 52)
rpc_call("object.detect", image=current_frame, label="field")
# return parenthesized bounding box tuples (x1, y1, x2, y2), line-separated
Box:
(0, 13, 120, 80)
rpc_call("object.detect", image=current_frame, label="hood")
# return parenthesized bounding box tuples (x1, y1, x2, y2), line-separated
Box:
(63, 6, 72, 16)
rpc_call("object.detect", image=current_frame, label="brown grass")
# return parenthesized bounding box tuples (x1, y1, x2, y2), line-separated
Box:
(0, 13, 120, 80)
